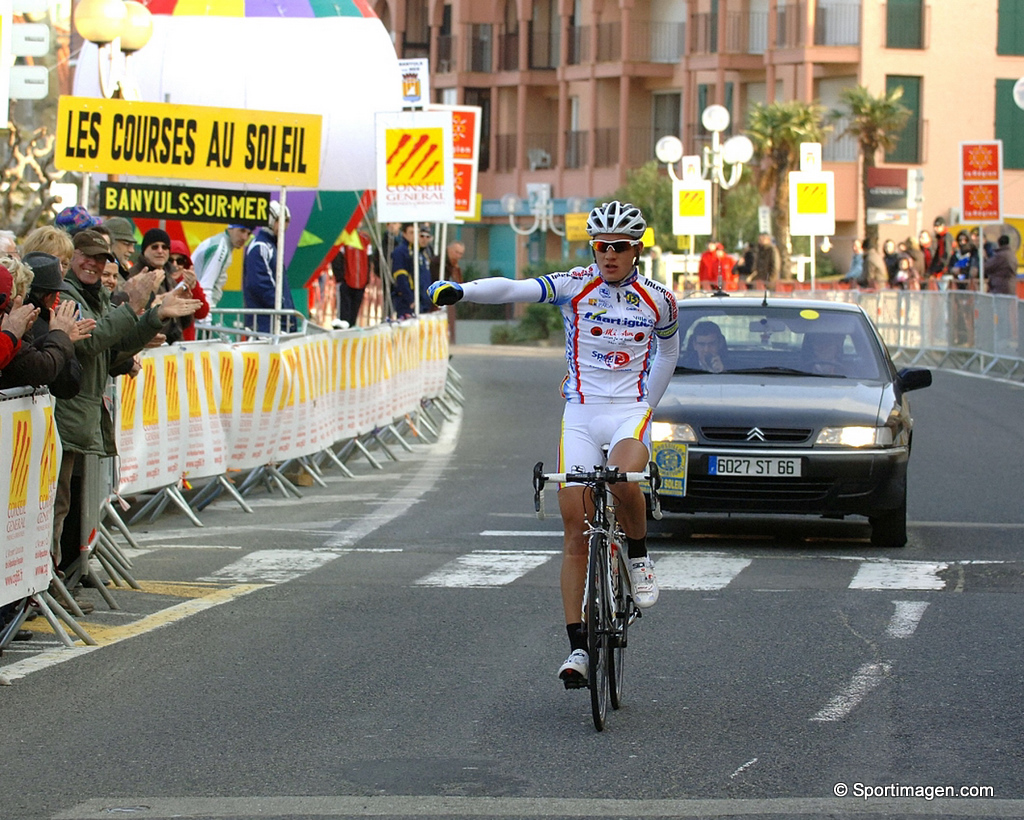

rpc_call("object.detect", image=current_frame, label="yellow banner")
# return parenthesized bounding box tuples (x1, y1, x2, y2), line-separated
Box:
(56, 96, 322, 188)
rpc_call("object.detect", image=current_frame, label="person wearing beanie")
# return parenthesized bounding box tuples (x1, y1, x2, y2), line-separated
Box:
(54, 205, 99, 236)
(193, 223, 252, 307)
(128, 228, 193, 344)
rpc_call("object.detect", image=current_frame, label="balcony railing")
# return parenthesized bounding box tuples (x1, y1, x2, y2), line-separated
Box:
(437, 34, 456, 73)
(525, 132, 557, 168)
(529, 21, 559, 69)
(565, 130, 587, 169)
(626, 127, 653, 167)
(497, 30, 519, 70)
(468, 25, 493, 72)
(595, 128, 619, 167)
(823, 115, 859, 162)
(814, 3, 860, 46)
(748, 11, 769, 53)
(567, 25, 589, 65)
(690, 11, 719, 53)
(596, 21, 621, 62)
(632, 21, 686, 62)
(776, 3, 802, 48)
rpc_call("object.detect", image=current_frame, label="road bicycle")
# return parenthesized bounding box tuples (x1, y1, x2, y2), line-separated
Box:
(532, 456, 662, 731)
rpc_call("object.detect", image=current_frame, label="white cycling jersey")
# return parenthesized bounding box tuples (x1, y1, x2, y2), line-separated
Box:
(459, 264, 679, 405)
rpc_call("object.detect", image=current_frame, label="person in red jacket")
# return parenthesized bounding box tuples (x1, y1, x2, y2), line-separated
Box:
(697, 242, 735, 290)
(0, 264, 40, 369)
(167, 240, 210, 341)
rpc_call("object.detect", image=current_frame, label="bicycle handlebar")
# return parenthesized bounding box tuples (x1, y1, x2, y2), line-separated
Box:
(532, 461, 662, 521)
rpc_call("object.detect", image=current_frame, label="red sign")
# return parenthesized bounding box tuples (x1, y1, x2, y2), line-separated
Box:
(961, 142, 1000, 180)
(960, 141, 1002, 223)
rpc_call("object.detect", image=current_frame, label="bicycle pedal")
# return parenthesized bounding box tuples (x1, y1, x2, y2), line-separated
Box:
(561, 672, 588, 690)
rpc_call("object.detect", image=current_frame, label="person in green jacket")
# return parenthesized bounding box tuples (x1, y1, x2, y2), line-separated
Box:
(52, 229, 202, 589)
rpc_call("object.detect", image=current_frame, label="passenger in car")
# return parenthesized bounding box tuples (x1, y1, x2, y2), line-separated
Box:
(681, 320, 730, 372)
(802, 332, 847, 375)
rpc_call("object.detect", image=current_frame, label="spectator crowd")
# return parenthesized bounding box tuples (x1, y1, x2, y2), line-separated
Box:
(0, 203, 258, 640)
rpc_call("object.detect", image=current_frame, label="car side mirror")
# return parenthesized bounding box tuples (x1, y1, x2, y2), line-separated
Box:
(897, 367, 932, 392)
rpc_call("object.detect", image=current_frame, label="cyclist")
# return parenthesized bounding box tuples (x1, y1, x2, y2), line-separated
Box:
(428, 201, 680, 684)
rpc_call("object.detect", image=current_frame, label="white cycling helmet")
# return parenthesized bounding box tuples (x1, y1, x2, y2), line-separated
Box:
(586, 200, 646, 239)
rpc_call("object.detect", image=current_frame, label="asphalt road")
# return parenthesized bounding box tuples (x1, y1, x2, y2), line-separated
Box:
(2, 347, 1023, 820)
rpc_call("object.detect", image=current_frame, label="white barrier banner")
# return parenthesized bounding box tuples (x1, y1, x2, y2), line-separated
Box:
(1, 392, 59, 608)
(115, 315, 448, 496)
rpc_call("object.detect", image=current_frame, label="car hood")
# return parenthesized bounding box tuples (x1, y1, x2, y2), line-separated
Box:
(655, 376, 891, 428)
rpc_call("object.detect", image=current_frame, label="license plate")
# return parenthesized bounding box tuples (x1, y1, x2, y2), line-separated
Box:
(652, 442, 688, 497)
(708, 456, 801, 477)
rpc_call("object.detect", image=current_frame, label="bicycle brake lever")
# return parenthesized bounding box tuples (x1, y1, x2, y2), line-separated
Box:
(647, 460, 663, 520)
(533, 461, 546, 519)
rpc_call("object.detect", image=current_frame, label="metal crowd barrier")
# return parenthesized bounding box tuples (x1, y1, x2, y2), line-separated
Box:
(799, 289, 1024, 381)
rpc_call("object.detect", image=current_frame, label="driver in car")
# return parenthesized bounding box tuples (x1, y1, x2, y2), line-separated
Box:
(682, 321, 729, 373)
(803, 332, 846, 375)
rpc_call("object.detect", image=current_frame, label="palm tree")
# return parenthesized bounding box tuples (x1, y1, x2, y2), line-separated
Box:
(832, 85, 912, 249)
(746, 100, 829, 279)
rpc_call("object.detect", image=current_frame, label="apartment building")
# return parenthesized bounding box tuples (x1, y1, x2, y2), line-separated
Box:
(374, 0, 1024, 277)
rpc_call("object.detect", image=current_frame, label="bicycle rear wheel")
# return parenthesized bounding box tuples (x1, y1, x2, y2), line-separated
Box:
(608, 543, 629, 710)
(587, 529, 611, 731)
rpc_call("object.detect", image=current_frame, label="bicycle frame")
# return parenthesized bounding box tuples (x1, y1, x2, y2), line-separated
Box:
(533, 459, 662, 731)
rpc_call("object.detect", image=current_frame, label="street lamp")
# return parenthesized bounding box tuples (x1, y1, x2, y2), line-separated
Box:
(656, 105, 754, 242)
(74, 0, 153, 99)
(500, 188, 565, 236)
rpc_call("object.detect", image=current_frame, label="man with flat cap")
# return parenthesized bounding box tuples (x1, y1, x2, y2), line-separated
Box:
(51, 229, 202, 588)
(102, 216, 136, 283)
(0, 252, 93, 393)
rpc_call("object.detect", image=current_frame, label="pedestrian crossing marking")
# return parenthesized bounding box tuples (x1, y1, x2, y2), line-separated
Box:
(655, 554, 753, 590)
(414, 550, 557, 588)
(198, 549, 343, 584)
(848, 559, 948, 590)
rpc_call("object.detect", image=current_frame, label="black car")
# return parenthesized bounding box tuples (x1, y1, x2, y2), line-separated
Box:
(651, 296, 931, 547)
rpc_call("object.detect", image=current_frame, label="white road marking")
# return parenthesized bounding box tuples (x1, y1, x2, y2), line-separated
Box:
(655, 552, 753, 590)
(885, 600, 930, 638)
(197, 549, 345, 584)
(848, 559, 948, 590)
(729, 758, 759, 779)
(810, 661, 892, 722)
(481, 530, 563, 537)
(56, 794, 1024, 818)
(415, 550, 557, 587)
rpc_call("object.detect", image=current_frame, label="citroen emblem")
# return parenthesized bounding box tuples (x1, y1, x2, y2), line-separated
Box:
(746, 427, 766, 442)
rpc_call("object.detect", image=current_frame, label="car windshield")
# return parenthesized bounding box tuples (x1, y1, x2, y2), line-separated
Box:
(675, 304, 887, 380)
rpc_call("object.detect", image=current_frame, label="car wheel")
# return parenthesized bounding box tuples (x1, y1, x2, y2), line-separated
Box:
(869, 495, 907, 548)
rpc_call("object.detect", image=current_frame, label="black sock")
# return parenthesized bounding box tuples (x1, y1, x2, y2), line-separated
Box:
(566, 622, 586, 652)
(626, 536, 647, 559)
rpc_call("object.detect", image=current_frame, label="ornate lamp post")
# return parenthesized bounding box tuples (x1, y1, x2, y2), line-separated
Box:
(74, 0, 153, 100)
(500, 188, 566, 237)
(656, 104, 754, 243)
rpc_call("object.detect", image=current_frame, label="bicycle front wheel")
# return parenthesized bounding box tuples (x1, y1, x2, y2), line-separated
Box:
(608, 543, 629, 710)
(587, 529, 611, 731)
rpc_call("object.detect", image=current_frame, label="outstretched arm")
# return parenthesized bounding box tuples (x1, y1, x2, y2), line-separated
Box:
(429, 277, 545, 306)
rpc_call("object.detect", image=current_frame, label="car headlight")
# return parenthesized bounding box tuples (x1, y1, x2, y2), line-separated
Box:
(652, 422, 697, 442)
(814, 426, 894, 447)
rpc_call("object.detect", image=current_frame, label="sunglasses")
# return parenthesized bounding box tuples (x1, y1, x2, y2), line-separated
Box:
(170, 256, 189, 265)
(590, 239, 642, 254)
(148, 243, 169, 251)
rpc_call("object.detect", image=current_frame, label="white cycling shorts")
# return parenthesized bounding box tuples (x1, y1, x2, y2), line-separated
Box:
(556, 401, 653, 477)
